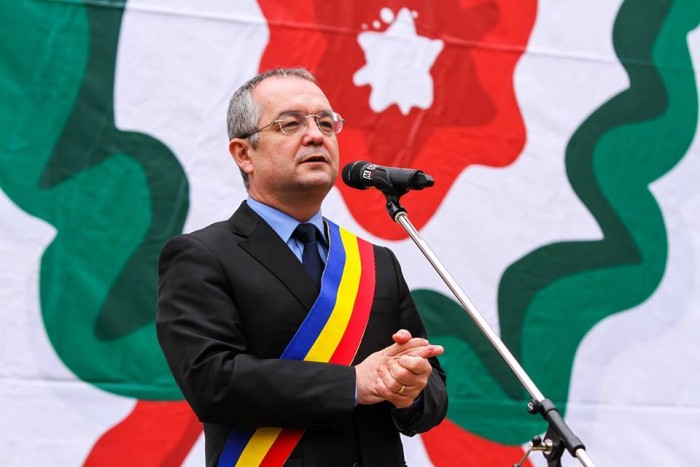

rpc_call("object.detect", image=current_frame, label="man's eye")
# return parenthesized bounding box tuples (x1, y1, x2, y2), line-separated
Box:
(279, 118, 302, 132)
(318, 118, 334, 132)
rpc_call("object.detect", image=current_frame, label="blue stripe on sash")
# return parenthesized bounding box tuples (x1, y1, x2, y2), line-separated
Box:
(217, 426, 255, 466)
(281, 221, 346, 360)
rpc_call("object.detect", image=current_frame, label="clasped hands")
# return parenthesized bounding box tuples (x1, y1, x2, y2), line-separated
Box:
(355, 329, 444, 409)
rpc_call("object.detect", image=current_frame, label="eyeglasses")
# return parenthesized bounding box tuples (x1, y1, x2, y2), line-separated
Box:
(240, 111, 344, 139)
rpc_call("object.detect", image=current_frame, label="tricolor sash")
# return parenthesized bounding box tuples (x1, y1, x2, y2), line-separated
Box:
(218, 220, 376, 466)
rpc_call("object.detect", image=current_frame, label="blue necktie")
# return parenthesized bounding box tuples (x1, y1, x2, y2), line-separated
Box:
(293, 223, 325, 284)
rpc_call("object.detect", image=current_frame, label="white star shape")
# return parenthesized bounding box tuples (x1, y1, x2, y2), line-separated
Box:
(353, 8, 444, 115)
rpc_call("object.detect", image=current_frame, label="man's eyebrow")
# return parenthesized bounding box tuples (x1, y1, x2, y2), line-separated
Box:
(275, 110, 301, 117)
(275, 108, 334, 117)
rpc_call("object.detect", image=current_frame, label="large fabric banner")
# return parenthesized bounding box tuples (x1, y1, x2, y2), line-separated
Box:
(1, 1, 699, 465)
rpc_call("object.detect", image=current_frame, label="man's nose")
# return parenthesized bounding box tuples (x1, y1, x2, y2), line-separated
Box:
(301, 118, 326, 145)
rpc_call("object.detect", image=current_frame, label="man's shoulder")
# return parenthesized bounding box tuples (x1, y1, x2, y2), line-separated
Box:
(161, 203, 254, 254)
(182, 202, 256, 243)
(157, 220, 234, 263)
(187, 219, 233, 241)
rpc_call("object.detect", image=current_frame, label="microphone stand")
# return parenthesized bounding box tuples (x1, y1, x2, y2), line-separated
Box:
(382, 192, 596, 467)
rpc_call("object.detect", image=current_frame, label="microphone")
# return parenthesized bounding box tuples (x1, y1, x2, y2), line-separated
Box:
(341, 161, 434, 194)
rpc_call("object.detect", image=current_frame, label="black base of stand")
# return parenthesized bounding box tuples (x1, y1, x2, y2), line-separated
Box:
(528, 398, 584, 466)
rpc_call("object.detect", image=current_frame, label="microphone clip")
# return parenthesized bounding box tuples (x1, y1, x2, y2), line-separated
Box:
(385, 192, 407, 221)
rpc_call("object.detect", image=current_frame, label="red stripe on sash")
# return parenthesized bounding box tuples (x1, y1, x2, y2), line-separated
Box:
(259, 430, 304, 467)
(330, 239, 375, 364)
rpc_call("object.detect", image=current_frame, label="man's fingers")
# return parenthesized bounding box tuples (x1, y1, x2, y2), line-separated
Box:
(392, 329, 412, 345)
(361, 332, 444, 408)
(384, 357, 431, 388)
(383, 337, 429, 357)
(377, 361, 404, 394)
(396, 344, 444, 359)
(395, 354, 434, 376)
(375, 372, 414, 408)
(376, 365, 426, 409)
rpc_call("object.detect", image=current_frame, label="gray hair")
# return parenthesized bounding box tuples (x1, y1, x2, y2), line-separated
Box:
(227, 67, 319, 188)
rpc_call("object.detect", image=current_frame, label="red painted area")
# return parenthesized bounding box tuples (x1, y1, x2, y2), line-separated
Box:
(421, 418, 533, 466)
(258, 0, 537, 239)
(83, 4, 540, 462)
(83, 401, 201, 466)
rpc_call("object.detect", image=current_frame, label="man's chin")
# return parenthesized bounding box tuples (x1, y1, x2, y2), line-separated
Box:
(299, 168, 336, 187)
(296, 174, 335, 195)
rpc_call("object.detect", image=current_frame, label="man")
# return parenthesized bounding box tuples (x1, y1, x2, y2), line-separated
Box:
(157, 67, 447, 466)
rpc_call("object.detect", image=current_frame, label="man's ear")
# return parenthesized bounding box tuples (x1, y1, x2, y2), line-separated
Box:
(229, 139, 253, 176)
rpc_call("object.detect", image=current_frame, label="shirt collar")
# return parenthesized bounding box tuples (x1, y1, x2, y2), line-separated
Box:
(246, 197, 326, 244)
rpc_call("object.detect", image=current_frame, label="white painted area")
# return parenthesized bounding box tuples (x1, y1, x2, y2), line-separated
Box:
(3, 0, 700, 465)
(115, 0, 267, 234)
(182, 433, 206, 467)
(0, 189, 134, 465)
(561, 24, 700, 467)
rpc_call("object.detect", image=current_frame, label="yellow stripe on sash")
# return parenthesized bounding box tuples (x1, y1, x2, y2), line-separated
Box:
(236, 427, 283, 466)
(305, 228, 362, 362)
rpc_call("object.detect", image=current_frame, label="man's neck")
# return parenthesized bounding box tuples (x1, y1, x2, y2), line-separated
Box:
(247, 193, 322, 222)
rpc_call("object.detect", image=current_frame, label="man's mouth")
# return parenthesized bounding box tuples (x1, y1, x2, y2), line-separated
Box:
(300, 154, 327, 164)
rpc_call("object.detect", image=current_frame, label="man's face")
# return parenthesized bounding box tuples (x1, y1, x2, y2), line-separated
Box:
(239, 76, 340, 206)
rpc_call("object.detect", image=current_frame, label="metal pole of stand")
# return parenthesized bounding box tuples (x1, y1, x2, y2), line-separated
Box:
(391, 208, 596, 467)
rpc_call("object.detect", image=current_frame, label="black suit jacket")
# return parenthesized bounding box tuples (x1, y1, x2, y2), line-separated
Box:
(157, 202, 447, 466)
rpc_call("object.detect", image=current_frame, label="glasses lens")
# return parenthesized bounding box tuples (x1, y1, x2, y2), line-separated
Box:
(333, 113, 344, 134)
(316, 111, 343, 135)
(276, 113, 305, 135)
(316, 113, 336, 135)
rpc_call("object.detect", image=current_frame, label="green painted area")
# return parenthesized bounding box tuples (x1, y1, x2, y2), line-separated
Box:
(0, 1, 188, 399)
(413, 290, 545, 444)
(416, 0, 700, 445)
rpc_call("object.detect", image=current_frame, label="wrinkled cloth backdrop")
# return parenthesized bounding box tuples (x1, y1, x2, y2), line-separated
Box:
(1, 1, 699, 466)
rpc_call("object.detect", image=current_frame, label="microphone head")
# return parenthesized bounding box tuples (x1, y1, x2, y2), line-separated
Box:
(341, 160, 370, 190)
(413, 172, 434, 189)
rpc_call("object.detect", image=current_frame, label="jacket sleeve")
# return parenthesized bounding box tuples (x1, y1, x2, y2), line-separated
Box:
(156, 234, 356, 430)
(384, 247, 449, 436)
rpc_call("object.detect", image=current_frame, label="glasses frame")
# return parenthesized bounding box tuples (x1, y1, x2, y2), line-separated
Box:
(240, 111, 344, 139)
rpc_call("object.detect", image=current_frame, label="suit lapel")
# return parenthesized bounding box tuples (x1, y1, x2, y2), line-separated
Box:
(229, 202, 320, 311)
